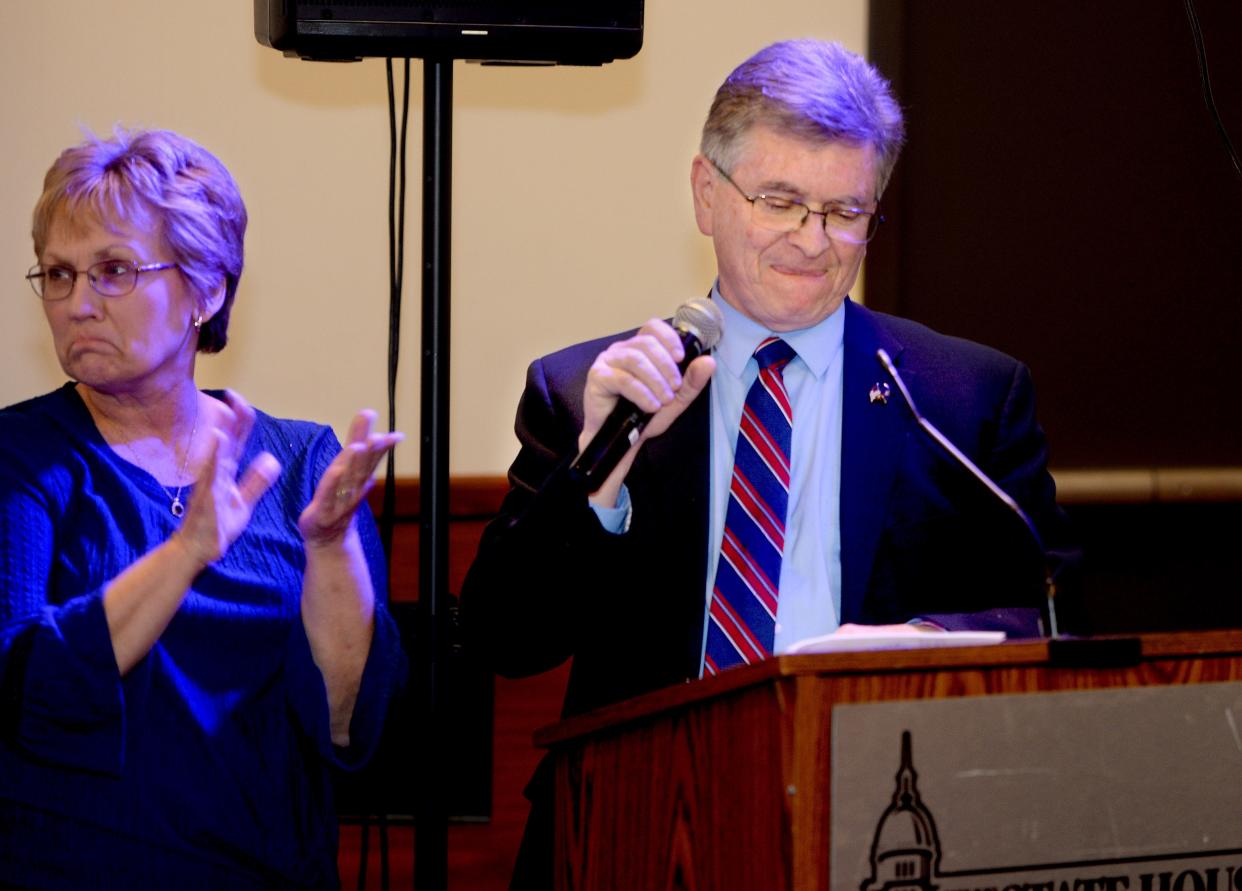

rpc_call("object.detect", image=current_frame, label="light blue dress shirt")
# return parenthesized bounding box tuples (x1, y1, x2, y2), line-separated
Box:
(705, 286, 844, 662)
(592, 286, 847, 671)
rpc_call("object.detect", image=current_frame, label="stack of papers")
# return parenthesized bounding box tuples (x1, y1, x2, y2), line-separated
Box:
(785, 629, 1006, 655)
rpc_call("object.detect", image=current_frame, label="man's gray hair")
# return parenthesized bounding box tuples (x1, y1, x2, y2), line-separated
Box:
(700, 39, 906, 198)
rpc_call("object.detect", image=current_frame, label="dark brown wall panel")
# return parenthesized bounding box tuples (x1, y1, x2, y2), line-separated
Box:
(868, 0, 1242, 468)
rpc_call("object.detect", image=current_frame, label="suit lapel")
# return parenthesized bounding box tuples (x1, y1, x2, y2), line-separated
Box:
(840, 300, 906, 622)
(634, 378, 713, 679)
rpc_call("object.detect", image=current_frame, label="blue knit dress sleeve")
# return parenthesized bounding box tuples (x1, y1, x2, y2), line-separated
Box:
(274, 421, 405, 769)
(0, 403, 126, 777)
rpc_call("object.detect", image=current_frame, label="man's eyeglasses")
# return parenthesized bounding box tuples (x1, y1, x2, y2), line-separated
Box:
(710, 160, 883, 245)
(25, 260, 180, 301)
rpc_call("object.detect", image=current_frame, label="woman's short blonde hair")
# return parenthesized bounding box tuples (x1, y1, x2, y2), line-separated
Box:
(31, 128, 247, 353)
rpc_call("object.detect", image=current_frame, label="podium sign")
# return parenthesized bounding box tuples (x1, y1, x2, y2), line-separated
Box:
(833, 683, 1242, 891)
(537, 633, 1242, 891)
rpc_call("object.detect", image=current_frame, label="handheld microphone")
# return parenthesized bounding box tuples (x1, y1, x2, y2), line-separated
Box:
(875, 348, 1061, 638)
(569, 298, 724, 492)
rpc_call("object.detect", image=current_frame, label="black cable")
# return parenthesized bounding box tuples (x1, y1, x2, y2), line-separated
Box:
(382, 60, 398, 564)
(378, 812, 390, 890)
(1182, 0, 1242, 181)
(355, 822, 370, 890)
(381, 61, 411, 562)
(376, 56, 411, 891)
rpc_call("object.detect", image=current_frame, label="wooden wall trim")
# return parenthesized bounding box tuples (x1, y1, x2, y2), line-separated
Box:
(365, 468, 1242, 517)
(365, 475, 509, 519)
(1052, 467, 1242, 504)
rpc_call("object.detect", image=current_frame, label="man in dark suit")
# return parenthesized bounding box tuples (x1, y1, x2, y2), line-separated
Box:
(462, 38, 1076, 889)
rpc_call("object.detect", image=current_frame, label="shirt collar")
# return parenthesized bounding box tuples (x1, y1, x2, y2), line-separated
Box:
(709, 281, 845, 380)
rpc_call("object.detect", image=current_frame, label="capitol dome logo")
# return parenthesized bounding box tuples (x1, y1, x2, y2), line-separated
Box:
(862, 731, 942, 891)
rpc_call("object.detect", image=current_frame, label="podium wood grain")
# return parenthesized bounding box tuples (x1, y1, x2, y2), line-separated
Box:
(536, 631, 1242, 891)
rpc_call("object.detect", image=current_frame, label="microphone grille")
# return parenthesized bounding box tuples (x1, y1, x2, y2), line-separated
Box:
(673, 297, 724, 351)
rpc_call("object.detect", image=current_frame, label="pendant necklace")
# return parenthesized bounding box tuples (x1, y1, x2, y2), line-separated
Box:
(165, 398, 199, 517)
(119, 397, 199, 519)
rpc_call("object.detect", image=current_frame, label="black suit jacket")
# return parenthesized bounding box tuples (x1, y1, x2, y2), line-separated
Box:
(460, 298, 1077, 887)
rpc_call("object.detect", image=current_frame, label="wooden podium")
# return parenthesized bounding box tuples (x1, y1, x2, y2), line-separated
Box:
(534, 631, 1242, 891)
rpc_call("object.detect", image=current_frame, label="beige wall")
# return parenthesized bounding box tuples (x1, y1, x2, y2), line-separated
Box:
(0, 1, 867, 475)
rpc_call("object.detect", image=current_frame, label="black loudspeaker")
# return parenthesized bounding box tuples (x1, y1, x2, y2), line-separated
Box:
(255, 1, 644, 64)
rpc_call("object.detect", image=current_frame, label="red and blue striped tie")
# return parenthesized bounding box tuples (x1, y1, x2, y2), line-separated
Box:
(704, 336, 796, 675)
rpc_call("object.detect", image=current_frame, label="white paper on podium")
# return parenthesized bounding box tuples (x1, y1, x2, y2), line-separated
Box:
(784, 629, 1006, 654)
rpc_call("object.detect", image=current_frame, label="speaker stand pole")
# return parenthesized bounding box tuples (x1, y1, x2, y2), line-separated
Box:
(416, 56, 452, 891)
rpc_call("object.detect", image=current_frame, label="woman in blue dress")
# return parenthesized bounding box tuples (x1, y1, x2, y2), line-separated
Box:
(0, 128, 405, 889)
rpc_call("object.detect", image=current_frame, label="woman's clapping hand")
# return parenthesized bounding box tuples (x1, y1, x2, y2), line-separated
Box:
(175, 390, 281, 569)
(298, 410, 403, 548)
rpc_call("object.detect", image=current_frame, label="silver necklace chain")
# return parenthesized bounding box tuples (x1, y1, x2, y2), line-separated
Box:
(118, 398, 200, 519)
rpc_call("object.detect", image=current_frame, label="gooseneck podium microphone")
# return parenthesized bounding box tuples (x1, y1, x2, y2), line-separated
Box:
(569, 298, 724, 493)
(875, 348, 1062, 639)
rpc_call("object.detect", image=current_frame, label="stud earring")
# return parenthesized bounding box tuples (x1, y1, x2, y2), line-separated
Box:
(193, 314, 203, 331)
